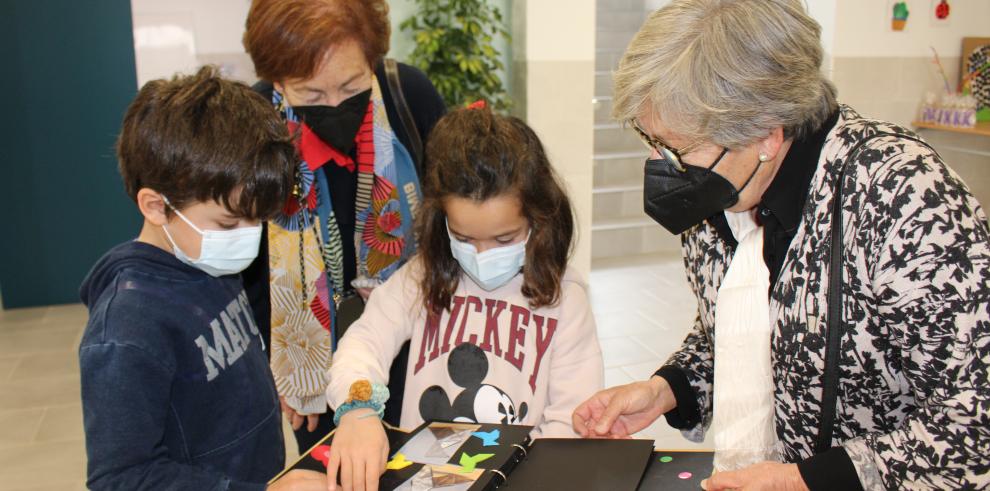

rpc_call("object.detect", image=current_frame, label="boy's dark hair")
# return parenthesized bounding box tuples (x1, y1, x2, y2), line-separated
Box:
(117, 65, 295, 219)
(417, 107, 575, 313)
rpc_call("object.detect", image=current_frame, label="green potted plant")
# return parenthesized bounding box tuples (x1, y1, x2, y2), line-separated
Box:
(400, 0, 511, 110)
(891, 1, 909, 31)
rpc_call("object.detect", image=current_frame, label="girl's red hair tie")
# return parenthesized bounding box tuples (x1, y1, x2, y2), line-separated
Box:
(467, 100, 487, 110)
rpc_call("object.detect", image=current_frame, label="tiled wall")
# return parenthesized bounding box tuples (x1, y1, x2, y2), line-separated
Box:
(512, 0, 598, 277)
(831, 56, 960, 128)
(590, 0, 683, 262)
(826, 0, 990, 208)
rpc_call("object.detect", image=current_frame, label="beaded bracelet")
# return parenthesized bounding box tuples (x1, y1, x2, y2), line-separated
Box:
(333, 380, 389, 426)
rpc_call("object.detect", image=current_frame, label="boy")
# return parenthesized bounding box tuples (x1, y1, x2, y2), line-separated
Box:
(79, 67, 324, 490)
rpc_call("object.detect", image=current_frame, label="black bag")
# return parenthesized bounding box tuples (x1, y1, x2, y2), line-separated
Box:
(816, 132, 938, 452)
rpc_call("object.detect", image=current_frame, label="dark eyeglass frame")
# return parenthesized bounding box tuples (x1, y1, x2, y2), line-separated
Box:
(629, 120, 704, 173)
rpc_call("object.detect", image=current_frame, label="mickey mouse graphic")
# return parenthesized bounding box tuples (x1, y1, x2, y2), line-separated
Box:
(419, 343, 528, 424)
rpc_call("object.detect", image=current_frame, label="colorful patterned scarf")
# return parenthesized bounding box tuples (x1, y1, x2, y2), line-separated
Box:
(268, 76, 421, 413)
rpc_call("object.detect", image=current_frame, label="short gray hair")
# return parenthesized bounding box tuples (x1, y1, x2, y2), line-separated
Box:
(612, 0, 837, 148)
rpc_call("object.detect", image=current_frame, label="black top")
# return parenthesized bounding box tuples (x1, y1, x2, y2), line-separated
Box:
(708, 109, 841, 291)
(656, 110, 862, 491)
(242, 60, 446, 347)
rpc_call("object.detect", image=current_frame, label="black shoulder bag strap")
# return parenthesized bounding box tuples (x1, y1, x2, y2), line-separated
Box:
(815, 131, 939, 453)
(383, 58, 424, 175)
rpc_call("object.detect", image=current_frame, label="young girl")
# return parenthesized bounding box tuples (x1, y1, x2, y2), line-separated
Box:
(323, 106, 604, 490)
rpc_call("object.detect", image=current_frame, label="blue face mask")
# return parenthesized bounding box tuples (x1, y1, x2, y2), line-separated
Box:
(161, 197, 262, 277)
(447, 223, 528, 291)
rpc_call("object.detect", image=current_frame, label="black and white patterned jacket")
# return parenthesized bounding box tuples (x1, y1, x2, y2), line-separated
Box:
(665, 105, 990, 489)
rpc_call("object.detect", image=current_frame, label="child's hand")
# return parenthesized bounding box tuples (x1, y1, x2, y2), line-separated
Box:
(267, 469, 327, 490)
(280, 396, 320, 432)
(326, 408, 389, 491)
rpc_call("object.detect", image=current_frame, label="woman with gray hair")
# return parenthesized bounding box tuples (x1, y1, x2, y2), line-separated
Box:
(573, 0, 990, 489)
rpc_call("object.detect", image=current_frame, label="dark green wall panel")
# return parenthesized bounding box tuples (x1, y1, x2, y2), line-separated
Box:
(0, 0, 141, 308)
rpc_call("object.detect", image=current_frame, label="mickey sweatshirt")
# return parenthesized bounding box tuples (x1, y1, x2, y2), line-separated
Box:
(326, 259, 603, 437)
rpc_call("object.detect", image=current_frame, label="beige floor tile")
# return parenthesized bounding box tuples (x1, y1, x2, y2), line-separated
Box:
(34, 404, 85, 443)
(0, 319, 65, 336)
(589, 289, 641, 315)
(619, 360, 664, 381)
(9, 352, 79, 381)
(604, 367, 634, 389)
(0, 374, 81, 411)
(631, 331, 684, 360)
(0, 408, 45, 449)
(0, 327, 80, 357)
(0, 305, 87, 336)
(636, 300, 697, 331)
(42, 304, 88, 323)
(4, 479, 88, 491)
(0, 439, 88, 485)
(600, 337, 660, 369)
(595, 310, 664, 339)
(0, 306, 49, 326)
(0, 356, 21, 381)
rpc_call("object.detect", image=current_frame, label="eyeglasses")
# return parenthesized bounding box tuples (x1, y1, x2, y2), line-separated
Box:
(629, 120, 704, 172)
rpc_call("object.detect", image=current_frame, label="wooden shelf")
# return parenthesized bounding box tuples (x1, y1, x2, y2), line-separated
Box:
(912, 121, 990, 137)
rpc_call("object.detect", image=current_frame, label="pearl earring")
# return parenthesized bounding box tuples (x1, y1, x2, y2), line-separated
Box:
(758, 153, 769, 162)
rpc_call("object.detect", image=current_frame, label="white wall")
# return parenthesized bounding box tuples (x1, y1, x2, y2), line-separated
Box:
(832, 0, 990, 58)
(806, 0, 837, 73)
(130, 0, 253, 85)
(516, 0, 597, 277)
(823, 0, 990, 126)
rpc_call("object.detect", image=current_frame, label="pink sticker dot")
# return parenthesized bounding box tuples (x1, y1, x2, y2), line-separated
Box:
(678, 471, 692, 480)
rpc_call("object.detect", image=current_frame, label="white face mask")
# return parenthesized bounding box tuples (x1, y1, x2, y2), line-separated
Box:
(447, 222, 528, 291)
(160, 197, 262, 277)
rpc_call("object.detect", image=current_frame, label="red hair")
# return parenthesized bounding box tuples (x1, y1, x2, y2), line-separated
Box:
(243, 0, 390, 82)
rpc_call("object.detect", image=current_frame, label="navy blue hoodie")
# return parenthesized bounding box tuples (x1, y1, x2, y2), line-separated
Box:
(79, 241, 284, 491)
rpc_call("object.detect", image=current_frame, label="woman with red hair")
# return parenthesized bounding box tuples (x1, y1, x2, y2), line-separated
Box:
(241, 0, 446, 456)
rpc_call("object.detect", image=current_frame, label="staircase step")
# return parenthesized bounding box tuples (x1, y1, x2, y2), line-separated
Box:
(594, 123, 644, 154)
(594, 71, 613, 95)
(592, 216, 655, 231)
(596, 29, 637, 51)
(591, 221, 680, 259)
(596, 51, 622, 72)
(593, 187, 644, 221)
(593, 183, 642, 194)
(593, 95, 613, 124)
(596, 0, 646, 14)
(594, 154, 643, 188)
(594, 150, 647, 161)
(597, 11, 646, 33)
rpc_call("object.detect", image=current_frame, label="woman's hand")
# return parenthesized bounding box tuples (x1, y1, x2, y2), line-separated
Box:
(267, 470, 327, 491)
(572, 376, 674, 438)
(326, 408, 389, 491)
(280, 396, 320, 432)
(701, 462, 809, 491)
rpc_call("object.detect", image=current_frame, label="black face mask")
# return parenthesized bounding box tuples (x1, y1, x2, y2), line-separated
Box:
(643, 149, 762, 235)
(292, 88, 372, 155)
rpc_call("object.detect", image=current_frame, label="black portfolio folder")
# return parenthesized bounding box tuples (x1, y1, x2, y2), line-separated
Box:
(273, 420, 712, 490)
